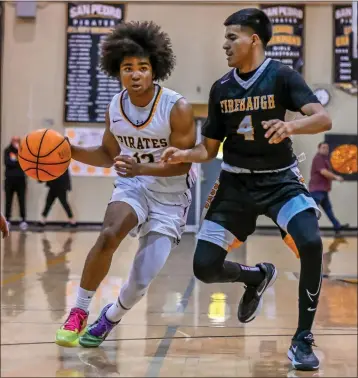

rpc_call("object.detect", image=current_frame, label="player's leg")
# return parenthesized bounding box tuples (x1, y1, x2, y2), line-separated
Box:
(79, 188, 190, 348)
(79, 232, 174, 347)
(56, 201, 138, 347)
(266, 167, 322, 371)
(56, 180, 147, 347)
(286, 210, 322, 370)
(194, 172, 277, 323)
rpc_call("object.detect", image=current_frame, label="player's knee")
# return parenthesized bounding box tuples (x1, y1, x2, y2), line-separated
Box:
(99, 226, 122, 253)
(193, 240, 226, 284)
(193, 259, 219, 283)
(292, 227, 322, 258)
(288, 210, 323, 256)
(300, 233, 322, 255)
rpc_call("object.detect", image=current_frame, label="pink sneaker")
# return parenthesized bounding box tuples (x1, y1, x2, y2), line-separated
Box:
(55, 308, 88, 347)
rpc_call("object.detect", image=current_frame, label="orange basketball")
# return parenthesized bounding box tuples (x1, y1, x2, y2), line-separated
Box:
(18, 129, 71, 181)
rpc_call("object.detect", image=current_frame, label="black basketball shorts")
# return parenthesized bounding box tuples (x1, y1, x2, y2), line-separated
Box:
(197, 165, 321, 254)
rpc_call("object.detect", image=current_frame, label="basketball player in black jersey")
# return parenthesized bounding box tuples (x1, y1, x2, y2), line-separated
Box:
(162, 8, 331, 371)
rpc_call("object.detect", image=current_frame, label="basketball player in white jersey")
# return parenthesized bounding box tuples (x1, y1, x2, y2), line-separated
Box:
(55, 21, 196, 348)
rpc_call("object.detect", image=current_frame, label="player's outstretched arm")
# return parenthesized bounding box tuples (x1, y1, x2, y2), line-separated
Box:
(262, 68, 332, 144)
(161, 82, 222, 165)
(70, 106, 120, 168)
(287, 102, 332, 135)
(161, 137, 221, 164)
(262, 102, 332, 144)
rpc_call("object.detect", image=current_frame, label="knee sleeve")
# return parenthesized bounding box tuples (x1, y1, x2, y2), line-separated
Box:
(193, 240, 227, 283)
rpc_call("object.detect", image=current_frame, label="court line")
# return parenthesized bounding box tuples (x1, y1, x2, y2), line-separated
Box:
(2, 318, 356, 334)
(2, 332, 357, 347)
(145, 276, 196, 378)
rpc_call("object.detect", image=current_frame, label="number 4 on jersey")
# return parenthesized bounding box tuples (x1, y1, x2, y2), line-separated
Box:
(237, 115, 254, 141)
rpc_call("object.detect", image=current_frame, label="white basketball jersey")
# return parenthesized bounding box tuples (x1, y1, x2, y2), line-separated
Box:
(109, 85, 197, 193)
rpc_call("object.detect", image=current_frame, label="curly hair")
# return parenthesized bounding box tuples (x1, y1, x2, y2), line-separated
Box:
(100, 21, 176, 81)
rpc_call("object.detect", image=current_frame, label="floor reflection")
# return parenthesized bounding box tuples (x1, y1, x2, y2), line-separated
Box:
(1, 231, 356, 377)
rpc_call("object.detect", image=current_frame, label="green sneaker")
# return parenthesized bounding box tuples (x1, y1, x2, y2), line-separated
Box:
(55, 308, 88, 347)
(79, 304, 119, 348)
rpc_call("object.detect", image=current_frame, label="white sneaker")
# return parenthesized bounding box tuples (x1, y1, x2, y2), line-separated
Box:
(19, 221, 28, 231)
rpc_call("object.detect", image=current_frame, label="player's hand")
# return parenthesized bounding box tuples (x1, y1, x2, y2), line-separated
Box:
(161, 147, 189, 164)
(335, 175, 344, 182)
(0, 213, 9, 239)
(262, 119, 293, 144)
(114, 155, 139, 178)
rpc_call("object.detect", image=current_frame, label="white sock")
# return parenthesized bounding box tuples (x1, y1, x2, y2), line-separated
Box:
(106, 293, 131, 322)
(106, 232, 173, 323)
(75, 287, 95, 312)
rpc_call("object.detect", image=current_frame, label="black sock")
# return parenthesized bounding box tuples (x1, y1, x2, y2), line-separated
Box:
(232, 262, 265, 286)
(193, 240, 265, 285)
(287, 210, 323, 339)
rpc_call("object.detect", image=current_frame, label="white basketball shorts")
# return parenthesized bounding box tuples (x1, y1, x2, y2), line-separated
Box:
(109, 177, 192, 243)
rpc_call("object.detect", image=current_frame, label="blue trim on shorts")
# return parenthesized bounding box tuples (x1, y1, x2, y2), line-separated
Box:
(276, 194, 321, 232)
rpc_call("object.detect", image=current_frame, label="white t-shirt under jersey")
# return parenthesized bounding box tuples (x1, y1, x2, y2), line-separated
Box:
(109, 84, 197, 193)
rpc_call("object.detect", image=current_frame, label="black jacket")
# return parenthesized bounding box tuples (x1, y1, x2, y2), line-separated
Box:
(46, 169, 71, 192)
(4, 145, 26, 179)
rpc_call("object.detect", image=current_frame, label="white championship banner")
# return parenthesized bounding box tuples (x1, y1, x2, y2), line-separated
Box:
(65, 127, 117, 177)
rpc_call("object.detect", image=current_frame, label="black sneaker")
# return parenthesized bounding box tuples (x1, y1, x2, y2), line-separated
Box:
(288, 330, 320, 371)
(237, 262, 277, 323)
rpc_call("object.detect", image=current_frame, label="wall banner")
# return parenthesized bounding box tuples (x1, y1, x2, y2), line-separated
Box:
(261, 4, 305, 72)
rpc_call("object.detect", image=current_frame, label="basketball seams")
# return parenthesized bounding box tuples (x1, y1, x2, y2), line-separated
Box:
(39, 137, 69, 158)
(20, 129, 71, 181)
(18, 154, 71, 166)
(36, 129, 49, 180)
(25, 136, 38, 158)
(24, 167, 57, 177)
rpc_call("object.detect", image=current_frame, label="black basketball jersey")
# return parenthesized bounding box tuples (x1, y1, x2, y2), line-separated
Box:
(202, 58, 320, 170)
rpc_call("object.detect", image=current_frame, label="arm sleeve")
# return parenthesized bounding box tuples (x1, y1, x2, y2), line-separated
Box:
(278, 67, 320, 112)
(201, 82, 226, 141)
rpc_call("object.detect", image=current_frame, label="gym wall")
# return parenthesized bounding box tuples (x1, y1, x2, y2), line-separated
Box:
(1, 2, 357, 227)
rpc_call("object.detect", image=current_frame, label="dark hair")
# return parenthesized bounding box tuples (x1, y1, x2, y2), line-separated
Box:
(318, 142, 328, 148)
(100, 21, 176, 81)
(224, 8, 272, 47)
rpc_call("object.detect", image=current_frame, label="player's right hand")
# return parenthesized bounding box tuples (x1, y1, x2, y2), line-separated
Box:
(161, 147, 189, 164)
(0, 213, 9, 239)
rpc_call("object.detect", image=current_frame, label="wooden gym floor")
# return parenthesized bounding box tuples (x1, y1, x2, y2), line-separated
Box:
(1, 230, 357, 377)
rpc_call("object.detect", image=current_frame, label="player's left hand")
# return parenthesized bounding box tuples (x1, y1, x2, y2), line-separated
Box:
(262, 119, 293, 144)
(114, 155, 139, 178)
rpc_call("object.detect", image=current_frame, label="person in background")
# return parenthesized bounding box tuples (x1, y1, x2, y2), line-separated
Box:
(40, 169, 76, 227)
(309, 142, 349, 236)
(4, 136, 28, 230)
(1, 213, 9, 238)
